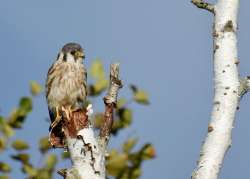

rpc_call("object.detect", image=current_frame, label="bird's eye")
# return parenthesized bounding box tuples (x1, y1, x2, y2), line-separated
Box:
(70, 51, 76, 55)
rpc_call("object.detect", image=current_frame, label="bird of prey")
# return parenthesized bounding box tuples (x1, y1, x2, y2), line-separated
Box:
(46, 43, 87, 130)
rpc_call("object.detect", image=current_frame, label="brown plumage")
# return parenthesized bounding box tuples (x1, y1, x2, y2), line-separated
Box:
(46, 43, 87, 129)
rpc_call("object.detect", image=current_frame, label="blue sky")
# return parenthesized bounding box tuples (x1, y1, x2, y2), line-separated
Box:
(1, 0, 250, 178)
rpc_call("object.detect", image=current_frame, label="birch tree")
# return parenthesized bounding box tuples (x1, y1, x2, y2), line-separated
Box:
(191, 0, 248, 179)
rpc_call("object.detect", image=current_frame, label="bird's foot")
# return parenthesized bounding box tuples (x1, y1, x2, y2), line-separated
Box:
(61, 106, 81, 120)
(50, 114, 62, 129)
(50, 106, 62, 129)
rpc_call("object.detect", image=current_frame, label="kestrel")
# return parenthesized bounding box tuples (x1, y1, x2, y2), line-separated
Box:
(46, 43, 87, 130)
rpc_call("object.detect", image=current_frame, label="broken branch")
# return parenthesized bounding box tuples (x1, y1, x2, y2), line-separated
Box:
(191, 0, 215, 13)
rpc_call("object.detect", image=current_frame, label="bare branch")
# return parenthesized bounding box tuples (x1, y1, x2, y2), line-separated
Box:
(191, 0, 215, 13)
(104, 63, 123, 104)
(99, 64, 122, 147)
(238, 77, 250, 98)
(57, 169, 67, 178)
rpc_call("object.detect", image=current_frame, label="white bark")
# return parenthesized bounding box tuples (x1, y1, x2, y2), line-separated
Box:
(192, 1, 240, 179)
(65, 128, 105, 179)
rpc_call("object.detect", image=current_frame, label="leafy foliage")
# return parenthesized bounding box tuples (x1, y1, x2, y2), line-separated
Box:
(0, 60, 154, 179)
(8, 97, 32, 129)
(30, 81, 42, 96)
(0, 162, 11, 173)
(12, 140, 29, 151)
(88, 59, 109, 96)
(130, 85, 150, 105)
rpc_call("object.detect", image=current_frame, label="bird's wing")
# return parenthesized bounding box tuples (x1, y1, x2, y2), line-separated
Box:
(74, 66, 87, 109)
(48, 107, 56, 123)
(83, 67, 87, 96)
(46, 62, 60, 98)
(46, 62, 59, 125)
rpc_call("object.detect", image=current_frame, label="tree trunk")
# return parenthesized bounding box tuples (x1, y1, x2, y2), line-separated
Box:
(191, 0, 241, 179)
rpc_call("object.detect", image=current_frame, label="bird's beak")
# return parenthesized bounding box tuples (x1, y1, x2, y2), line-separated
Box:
(75, 51, 85, 59)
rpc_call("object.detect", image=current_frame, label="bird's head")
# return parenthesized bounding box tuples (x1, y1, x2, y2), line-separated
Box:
(57, 42, 85, 63)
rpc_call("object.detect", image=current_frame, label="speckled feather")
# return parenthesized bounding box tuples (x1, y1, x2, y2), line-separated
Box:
(46, 43, 87, 125)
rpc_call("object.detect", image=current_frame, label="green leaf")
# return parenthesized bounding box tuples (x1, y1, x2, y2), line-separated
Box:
(8, 97, 32, 129)
(130, 85, 150, 105)
(61, 151, 70, 159)
(90, 59, 106, 80)
(30, 81, 42, 96)
(11, 153, 30, 164)
(0, 117, 14, 138)
(22, 164, 37, 176)
(134, 90, 149, 104)
(130, 84, 138, 93)
(0, 175, 9, 179)
(0, 116, 5, 126)
(106, 150, 128, 176)
(36, 169, 51, 179)
(88, 60, 109, 96)
(111, 108, 133, 135)
(117, 98, 127, 109)
(130, 167, 142, 179)
(110, 108, 133, 135)
(19, 97, 32, 113)
(8, 109, 25, 128)
(94, 79, 109, 92)
(0, 162, 11, 173)
(12, 139, 29, 151)
(123, 138, 138, 153)
(122, 109, 132, 125)
(0, 137, 6, 151)
(2, 124, 14, 138)
(118, 108, 133, 127)
(88, 80, 109, 96)
(140, 144, 156, 160)
(39, 136, 51, 154)
(111, 120, 123, 135)
(45, 154, 57, 170)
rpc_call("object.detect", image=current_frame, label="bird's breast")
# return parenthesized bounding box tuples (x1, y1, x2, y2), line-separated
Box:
(47, 62, 86, 108)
